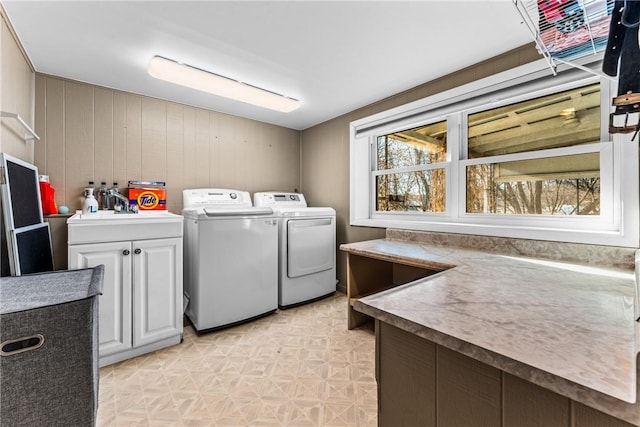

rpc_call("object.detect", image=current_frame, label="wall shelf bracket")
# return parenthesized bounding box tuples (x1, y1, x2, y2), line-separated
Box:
(0, 111, 40, 141)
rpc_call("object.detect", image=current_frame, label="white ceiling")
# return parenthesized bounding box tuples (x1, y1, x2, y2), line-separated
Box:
(3, 0, 534, 130)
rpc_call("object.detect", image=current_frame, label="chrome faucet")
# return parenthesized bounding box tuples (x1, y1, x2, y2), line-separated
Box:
(109, 189, 138, 213)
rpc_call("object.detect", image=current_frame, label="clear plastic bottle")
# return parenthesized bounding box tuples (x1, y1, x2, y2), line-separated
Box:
(97, 181, 109, 210)
(82, 187, 99, 214)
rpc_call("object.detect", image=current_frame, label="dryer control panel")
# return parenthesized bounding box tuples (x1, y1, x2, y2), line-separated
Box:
(254, 192, 307, 208)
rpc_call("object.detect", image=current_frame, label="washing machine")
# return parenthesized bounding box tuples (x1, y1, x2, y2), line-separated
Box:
(254, 192, 336, 308)
(182, 188, 278, 332)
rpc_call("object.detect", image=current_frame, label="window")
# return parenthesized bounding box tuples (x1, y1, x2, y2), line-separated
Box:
(463, 83, 602, 217)
(350, 60, 639, 247)
(375, 120, 447, 213)
(465, 153, 600, 215)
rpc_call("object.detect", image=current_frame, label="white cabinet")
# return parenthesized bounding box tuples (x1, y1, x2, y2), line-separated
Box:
(69, 241, 132, 357)
(67, 212, 183, 366)
(132, 238, 181, 347)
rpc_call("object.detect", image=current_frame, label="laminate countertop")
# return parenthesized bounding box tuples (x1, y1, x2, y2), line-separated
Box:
(341, 238, 640, 425)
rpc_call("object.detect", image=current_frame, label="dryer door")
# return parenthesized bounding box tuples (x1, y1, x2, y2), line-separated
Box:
(287, 217, 334, 278)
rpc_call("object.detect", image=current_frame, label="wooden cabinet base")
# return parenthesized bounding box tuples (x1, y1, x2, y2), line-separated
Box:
(376, 320, 436, 426)
(347, 253, 439, 329)
(376, 321, 636, 427)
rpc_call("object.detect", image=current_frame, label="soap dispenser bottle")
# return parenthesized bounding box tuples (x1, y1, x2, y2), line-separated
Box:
(82, 187, 99, 214)
(81, 181, 95, 210)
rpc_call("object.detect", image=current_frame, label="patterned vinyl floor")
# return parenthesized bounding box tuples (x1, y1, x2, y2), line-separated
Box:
(96, 293, 377, 426)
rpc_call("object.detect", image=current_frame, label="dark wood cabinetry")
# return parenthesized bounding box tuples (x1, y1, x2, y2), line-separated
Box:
(346, 252, 440, 329)
(376, 321, 635, 427)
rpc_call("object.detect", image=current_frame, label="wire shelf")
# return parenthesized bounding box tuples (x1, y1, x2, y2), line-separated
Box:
(514, 0, 614, 74)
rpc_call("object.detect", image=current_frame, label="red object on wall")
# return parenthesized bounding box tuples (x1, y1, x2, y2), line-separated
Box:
(39, 175, 58, 215)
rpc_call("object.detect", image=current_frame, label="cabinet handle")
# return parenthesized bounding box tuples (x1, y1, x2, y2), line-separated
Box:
(134, 248, 142, 255)
(123, 249, 130, 256)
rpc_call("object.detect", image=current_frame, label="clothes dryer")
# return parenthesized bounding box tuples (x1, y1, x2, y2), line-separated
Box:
(182, 189, 278, 332)
(254, 192, 336, 308)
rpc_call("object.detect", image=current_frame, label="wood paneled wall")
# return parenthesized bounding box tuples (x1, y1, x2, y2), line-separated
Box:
(34, 75, 301, 214)
(0, 6, 35, 163)
(300, 44, 541, 291)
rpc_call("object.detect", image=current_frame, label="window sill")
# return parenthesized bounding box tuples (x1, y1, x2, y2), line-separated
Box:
(350, 217, 637, 248)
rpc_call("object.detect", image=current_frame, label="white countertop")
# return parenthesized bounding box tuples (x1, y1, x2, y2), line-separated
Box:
(67, 210, 182, 222)
(67, 210, 183, 244)
(341, 238, 640, 425)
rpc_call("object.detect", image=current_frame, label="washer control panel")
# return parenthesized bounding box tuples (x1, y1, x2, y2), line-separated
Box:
(183, 188, 252, 208)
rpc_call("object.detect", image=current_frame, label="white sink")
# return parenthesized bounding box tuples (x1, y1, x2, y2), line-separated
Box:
(67, 210, 183, 243)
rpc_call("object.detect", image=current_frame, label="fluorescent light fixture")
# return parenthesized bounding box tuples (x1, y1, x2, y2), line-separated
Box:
(148, 56, 300, 113)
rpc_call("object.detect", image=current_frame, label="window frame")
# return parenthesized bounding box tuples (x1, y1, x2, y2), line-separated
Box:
(458, 143, 613, 228)
(350, 58, 639, 247)
(371, 115, 450, 216)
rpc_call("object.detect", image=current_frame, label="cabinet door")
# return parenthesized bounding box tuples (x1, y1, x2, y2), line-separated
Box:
(132, 238, 183, 347)
(68, 241, 133, 356)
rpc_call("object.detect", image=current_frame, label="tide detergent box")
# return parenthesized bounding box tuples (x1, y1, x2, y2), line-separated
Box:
(128, 187, 167, 210)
